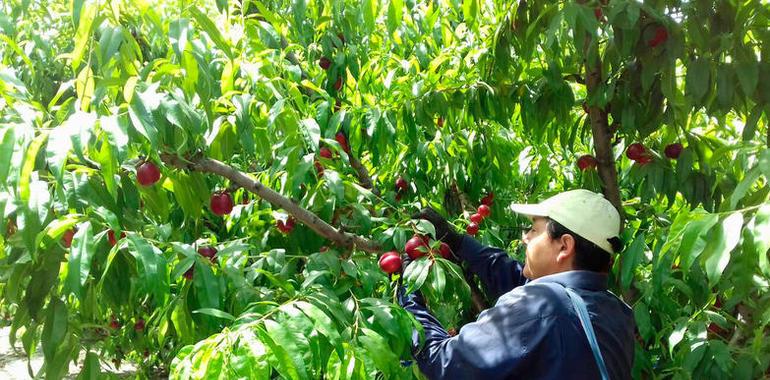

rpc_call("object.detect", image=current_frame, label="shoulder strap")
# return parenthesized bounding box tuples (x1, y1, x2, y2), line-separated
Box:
(563, 287, 611, 380)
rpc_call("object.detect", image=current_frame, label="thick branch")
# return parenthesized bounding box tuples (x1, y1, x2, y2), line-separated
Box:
(582, 34, 623, 218)
(161, 154, 380, 253)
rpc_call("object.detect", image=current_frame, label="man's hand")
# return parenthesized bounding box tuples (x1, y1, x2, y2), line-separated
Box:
(411, 207, 463, 255)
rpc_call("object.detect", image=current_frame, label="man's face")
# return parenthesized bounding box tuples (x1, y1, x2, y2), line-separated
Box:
(521, 217, 564, 279)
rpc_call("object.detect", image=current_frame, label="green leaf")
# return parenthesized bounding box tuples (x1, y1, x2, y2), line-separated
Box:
(19, 131, 49, 203)
(0, 127, 15, 184)
(64, 221, 97, 299)
(362, 0, 377, 32)
(77, 351, 103, 380)
(260, 320, 309, 380)
(701, 212, 743, 286)
(431, 260, 447, 295)
(668, 318, 688, 355)
(71, 2, 97, 71)
(295, 301, 344, 357)
(41, 297, 68, 361)
(621, 232, 646, 289)
(128, 84, 162, 147)
(387, 0, 403, 33)
(300, 119, 321, 152)
(189, 8, 233, 58)
(685, 58, 710, 103)
(403, 257, 432, 294)
(679, 213, 720, 270)
(742, 105, 763, 142)
(93, 131, 118, 201)
(192, 308, 235, 321)
(413, 219, 437, 239)
(729, 166, 760, 208)
(735, 60, 758, 97)
(126, 234, 169, 303)
(751, 204, 770, 276)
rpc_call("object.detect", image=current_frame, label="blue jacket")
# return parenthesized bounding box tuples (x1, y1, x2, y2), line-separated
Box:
(400, 236, 635, 380)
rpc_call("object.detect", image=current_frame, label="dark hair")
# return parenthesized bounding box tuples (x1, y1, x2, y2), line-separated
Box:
(545, 218, 623, 273)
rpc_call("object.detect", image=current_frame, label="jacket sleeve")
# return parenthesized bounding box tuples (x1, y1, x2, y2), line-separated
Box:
(455, 236, 528, 300)
(400, 286, 555, 380)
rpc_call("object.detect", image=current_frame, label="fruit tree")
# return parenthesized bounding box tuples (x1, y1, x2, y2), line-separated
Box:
(1, 0, 769, 379)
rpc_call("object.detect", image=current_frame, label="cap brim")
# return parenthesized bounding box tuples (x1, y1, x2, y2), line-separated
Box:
(509, 203, 549, 218)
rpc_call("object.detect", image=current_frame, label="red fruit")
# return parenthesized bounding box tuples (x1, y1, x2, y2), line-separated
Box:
(395, 192, 402, 202)
(477, 204, 491, 218)
(404, 236, 428, 259)
(437, 117, 444, 128)
(319, 147, 333, 159)
(626, 143, 646, 160)
(319, 57, 332, 70)
(210, 192, 234, 216)
(315, 160, 324, 177)
(470, 213, 484, 224)
(134, 319, 145, 332)
(183, 267, 194, 280)
(62, 229, 76, 248)
(594, 8, 603, 21)
(577, 154, 598, 171)
(379, 251, 402, 274)
(277, 217, 295, 234)
(107, 230, 126, 246)
(197, 246, 217, 260)
(395, 177, 408, 192)
(109, 319, 120, 330)
(664, 143, 683, 159)
(481, 192, 494, 206)
(648, 26, 668, 47)
(439, 242, 452, 259)
(136, 161, 161, 187)
(334, 77, 343, 92)
(466, 222, 479, 235)
(335, 132, 350, 153)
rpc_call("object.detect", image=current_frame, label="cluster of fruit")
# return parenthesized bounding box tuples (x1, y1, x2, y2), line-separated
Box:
(466, 193, 493, 236)
(576, 142, 683, 171)
(378, 234, 452, 274)
(315, 132, 351, 177)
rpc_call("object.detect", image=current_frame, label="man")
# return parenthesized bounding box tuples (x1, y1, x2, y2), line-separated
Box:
(400, 189, 635, 379)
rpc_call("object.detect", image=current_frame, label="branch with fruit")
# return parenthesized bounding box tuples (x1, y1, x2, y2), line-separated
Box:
(159, 153, 380, 253)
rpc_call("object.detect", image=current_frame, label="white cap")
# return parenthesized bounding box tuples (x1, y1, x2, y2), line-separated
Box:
(509, 189, 620, 254)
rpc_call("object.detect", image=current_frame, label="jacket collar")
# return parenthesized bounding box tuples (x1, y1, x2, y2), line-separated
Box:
(529, 270, 609, 291)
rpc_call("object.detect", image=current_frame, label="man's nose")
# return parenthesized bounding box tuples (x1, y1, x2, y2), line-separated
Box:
(521, 231, 529, 244)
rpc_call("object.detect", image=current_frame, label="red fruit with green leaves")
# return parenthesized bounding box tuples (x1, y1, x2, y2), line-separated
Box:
(378, 251, 402, 274)
(334, 76, 343, 92)
(481, 192, 494, 206)
(319, 57, 332, 70)
(395, 177, 408, 192)
(136, 161, 161, 187)
(636, 155, 653, 166)
(335, 132, 350, 153)
(594, 8, 603, 21)
(210, 192, 234, 216)
(314, 160, 324, 176)
(108, 230, 126, 246)
(438, 242, 452, 259)
(319, 147, 333, 159)
(664, 143, 683, 159)
(62, 228, 76, 248)
(470, 213, 483, 224)
(109, 317, 120, 330)
(577, 154, 598, 171)
(437, 117, 444, 128)
(183, 267, 194, 280)
(648, 26, 668, 47)
(466, 222, 479, 235)
(277, 217, 295, 234)
(477, 204, 491, 218)
(198, 246, 217, 260)
(134, 319, 145, 332)
(626, 143, 647, 161)
(405, 236, 428, 259)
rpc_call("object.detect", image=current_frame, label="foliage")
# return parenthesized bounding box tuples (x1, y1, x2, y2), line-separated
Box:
(1, 0, 769, 379)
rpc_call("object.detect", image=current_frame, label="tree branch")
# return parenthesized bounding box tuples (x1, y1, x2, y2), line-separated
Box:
(160, 153, 380, 253)
(348, 154, 379, 196)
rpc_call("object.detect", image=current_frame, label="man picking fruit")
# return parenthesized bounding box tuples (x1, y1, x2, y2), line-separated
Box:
(401, 189, 634, 380)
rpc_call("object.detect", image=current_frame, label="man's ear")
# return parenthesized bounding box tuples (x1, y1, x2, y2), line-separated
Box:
(556, 234, 576, 263)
